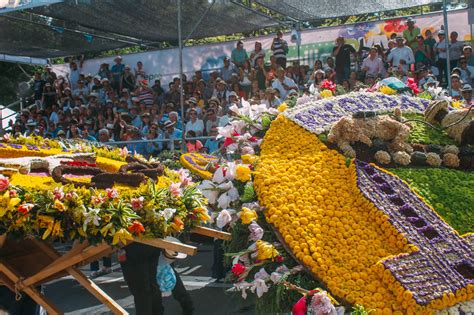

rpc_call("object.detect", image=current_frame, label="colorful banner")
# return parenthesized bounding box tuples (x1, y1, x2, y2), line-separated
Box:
(53, 9, 471, 88)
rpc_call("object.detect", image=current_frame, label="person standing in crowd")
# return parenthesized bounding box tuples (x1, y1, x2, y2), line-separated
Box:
(449, 31, 464, 69)
(249, 41, 265, 67)
(387, 36, 415, 74)
(231, 40, 248, 68)
(271, 67, 298, 100)
(111, 56, 125, 92)
(121, 66, 136, 91)
(134, 61, 147, 85)
(254, 56, 267, 91)
(403, 17, 420, 50)
(185, 108, 204, 136)
(424, 30, 436, 63)
(158, 120, 182, 151)
(361, 47, 385, 78)
(414, 35, 429, 66)
(33, 72, 46, 102)
(463, 46, 474, 66)
(220, 57, 236, 83)
(332, 36, 356, 83)
(435, 30, 448, 84)
(271, 31, 289, 69)
(450, 73, 462, 98)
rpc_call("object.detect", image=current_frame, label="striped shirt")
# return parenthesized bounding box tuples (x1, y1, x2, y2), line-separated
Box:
(272, 39, 287, 59)
(138, 89, 154, 107)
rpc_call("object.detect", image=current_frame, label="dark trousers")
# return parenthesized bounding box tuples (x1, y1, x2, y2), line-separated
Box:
(90, 256, 112, 271)
(172, 267, 194, 314)
(437, 58, 448, 85)
(276, 57, 287, 69)
(0, 286, 39, 315)
(212, 239, 225, 280)
(120, 243, 163, 315)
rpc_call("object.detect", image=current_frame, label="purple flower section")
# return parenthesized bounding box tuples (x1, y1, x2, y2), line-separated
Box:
(8, 144, 23, 149)
(184, 156, 206, 171)
(355, 160, 473, 305)
(285, 92, 429, 135)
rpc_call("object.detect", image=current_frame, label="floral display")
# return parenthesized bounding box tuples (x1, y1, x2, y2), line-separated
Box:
(182, 90, 473, 314)
(0, 141, 210, 246)
(284, 92, 430, 134)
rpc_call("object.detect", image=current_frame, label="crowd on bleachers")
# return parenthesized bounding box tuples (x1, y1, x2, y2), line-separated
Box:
(10, 20, 473, 157)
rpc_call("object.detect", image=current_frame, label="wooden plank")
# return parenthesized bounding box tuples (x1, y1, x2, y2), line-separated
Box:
(33, 241, 128, 315)
(0, 263, 64, 315)
(134, 238, 197, 256)
(22, 243, 110, 288)
(190, 226, 231, 241)
(0, 234, 6, 249)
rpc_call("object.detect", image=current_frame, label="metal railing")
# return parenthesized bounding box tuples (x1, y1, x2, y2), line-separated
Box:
(103, 136, 217, 153)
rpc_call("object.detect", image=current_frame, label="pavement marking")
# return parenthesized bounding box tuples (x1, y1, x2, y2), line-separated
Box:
(181, 265, 202, 275)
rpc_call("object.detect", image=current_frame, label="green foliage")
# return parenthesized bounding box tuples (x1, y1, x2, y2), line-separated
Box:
(389, 167, 474, 234)
(351, 304, 373, 315)
(405, 114, 455, 145)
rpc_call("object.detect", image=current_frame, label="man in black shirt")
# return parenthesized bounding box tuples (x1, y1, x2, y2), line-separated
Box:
(33, 72, 45, 102)
(332, 36, 356, 83)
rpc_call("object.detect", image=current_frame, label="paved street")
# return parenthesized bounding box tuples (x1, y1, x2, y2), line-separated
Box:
(43, 243, 256, 315)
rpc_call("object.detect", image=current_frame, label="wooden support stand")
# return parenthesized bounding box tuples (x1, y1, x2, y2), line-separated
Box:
(0, 226, 230, 314)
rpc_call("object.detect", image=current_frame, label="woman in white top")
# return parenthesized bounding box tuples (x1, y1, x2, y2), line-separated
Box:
(435, 31, 448, 84)
(185, 109, 204, 136)
(134, 61, 147, 86)
(240, 60, 254, 97)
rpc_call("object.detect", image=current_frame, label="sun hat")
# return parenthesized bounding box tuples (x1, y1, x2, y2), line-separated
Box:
(163, 120, 175, 128)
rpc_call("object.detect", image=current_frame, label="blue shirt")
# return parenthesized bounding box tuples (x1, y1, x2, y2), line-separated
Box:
(111, 64, 125, 82)
(204, 139, 220, 154)
(126, 141, 148, 156)
(158, 128, 183, 151)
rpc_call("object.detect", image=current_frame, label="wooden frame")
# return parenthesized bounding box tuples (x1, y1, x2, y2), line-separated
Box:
(0, 227, 231, 315)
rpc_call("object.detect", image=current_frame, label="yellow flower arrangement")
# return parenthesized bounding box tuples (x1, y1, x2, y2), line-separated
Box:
(240, 207, 258, 224)
(241, 154, 258, 165)
(255, 240, 279, 261)
(235, 164, 252, 182)
(380, 85, 397, 95)
(277, 103, 288, 112)
(451, 100, 463, 109)
(180, 153, 217, 179)
(254, 116, 424, 312)
(320, 89, 333, 98)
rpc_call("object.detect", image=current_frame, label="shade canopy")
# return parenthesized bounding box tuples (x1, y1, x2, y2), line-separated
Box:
(256, 0, 442, 20)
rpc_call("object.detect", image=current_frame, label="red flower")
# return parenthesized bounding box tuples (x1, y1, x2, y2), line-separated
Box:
(17, 203, 34, 215)
(320, 79, 337, 92)
(275, 255, 284, 263)
(65, 161, 97, 167)
(9, 190, 17, 198)
(128, 220, 145, 236)
(223, 137, 235, 147)
(383, 19, 407, 33)
(292, 296, 307, 315)
(406, 78, 420, 95)
(231, 263, 246, 277)
(248, 136, 258, 142)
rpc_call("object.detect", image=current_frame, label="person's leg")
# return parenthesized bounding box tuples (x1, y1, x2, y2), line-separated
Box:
(343, 65, 351, 81)
(212, 239, 225, 280)
(172, 268, 194, 314)
(121, 244, 163, 315)
(101, 255, 112, 273)
(90, 260, 99, 272)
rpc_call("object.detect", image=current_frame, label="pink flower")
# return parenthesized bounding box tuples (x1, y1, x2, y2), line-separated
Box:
(91, 195, 106, 206)
(53, 187, 64, 200)
(17, 203, 34, 215)
(131, 197, 144, 210)
(177, 169, 192, 187)
(0, 175, 10, 192)
(9, 190, 17, 198)
(2, 134, 11, 142)
(169, 183, 181, 197)
(106, 188, 118, 199)
(65, 192, 77, 200)
(248, 222, 264, 241)
(120, 147, 129, 157)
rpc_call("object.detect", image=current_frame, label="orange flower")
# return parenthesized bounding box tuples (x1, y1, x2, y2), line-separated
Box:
(171, 216, 184, 231)
(128, 220, 145, 236)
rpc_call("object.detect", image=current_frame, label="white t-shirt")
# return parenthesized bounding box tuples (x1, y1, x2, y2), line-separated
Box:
(272, 76, 297, 99)
(388, 46, 415, 72)
(435, 41, 447, 59)
(185, 119, 204, 136)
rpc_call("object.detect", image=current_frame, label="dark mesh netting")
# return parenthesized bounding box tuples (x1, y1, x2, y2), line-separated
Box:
(0, 13, 128, 58)
(31, 0, 278, 42)
(256, 0, 442, 20)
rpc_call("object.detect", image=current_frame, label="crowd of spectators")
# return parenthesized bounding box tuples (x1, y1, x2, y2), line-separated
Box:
(9, 19, 473, 157)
